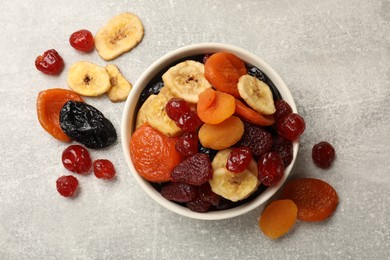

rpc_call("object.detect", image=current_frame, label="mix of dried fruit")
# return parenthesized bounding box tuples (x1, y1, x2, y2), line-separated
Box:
(130, 51, 306, 212)
(36, 13, 143, 197)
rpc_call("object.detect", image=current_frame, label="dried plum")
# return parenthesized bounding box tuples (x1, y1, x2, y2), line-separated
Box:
(60, 101, 117, 149)
(140, 81, 163, 103)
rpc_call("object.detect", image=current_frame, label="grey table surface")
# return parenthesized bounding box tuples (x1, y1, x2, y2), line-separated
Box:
(1, 0, 389, 259)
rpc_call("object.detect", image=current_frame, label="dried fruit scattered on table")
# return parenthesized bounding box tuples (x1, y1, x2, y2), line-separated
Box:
(312, 141, 336, 169)
(130, 124, 181, 182)
(69, 29, 94, 52)
(59, 101, 117, 149)
(162, 60, 212, 103)
(105, 64, 132, 102)
(273, 100, 293, 121)
(259, 199, 297, 240)
(175, 132, 199, 159)
(93, 159, 116, 179)
(37, 88, 84, 142)
(62, 145, 92, 174)
(237, 75, 276, 115)
(35, 49, 64, 75)
(257, 152, 285, 186)
(198, 116, 244, 150)
(204, 52, 247, 97)
(226, 147, 252, 173)
(272, 135, 293, 168)
(277, 113, 305, 141)
(67, 61, 111, 97)
(161, 182, 198, 202)
(95, 12, 144, 61)
(237, 122, 273, 157)
(280, 178, 339, 222)
(56, 175, 79, 197)
(171, 153, 213, 186)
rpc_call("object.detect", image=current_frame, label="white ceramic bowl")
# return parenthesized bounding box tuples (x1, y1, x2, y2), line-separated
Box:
(122, 43, 298, 220)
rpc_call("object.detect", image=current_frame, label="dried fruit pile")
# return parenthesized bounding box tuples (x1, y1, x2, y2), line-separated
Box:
(35, 13, 144, 196)
(130, 52, 306, 212)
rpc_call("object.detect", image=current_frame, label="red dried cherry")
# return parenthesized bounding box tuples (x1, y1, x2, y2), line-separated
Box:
(69, 29, 94, 52)
(312, 141, 336, 169)
(176, 111, 203, 132)
(166, 98, 191, 121)
(258, 152, 284, 186)
(272, 135, 293, 168)
(56, 175, 78, 197)
(35, 49, 64, 75)
(277, 113, 305, 141)
(274, 100, 293, 121)
(226, 147, 252, 173)
(93, 159, 116, 179)
(175, 132, 199, 158)
(62, 145, 92, 174)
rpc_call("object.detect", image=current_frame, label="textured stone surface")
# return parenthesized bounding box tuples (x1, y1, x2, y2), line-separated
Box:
(1, 0, 389, 259)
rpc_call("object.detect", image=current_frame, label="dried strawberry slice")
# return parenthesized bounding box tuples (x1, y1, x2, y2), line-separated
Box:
(161, 182, 197, 202)
(171, 153, 213, 186)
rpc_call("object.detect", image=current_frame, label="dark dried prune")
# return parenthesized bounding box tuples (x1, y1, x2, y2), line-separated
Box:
(161, 182, 197, 203)
(140, 81, 164, 103)
(198, 143, 218, 161)
(171, 153, 213, 186)
(186, 197, 211, 213)
(237, 122, 273, 157)
(60, 101, 117, 149)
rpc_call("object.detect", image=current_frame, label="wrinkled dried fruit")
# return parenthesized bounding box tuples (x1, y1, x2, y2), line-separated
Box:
(140, 81, 164, 103)
(312, 141, 336, 169)
(56, 175, 78, 197)
(237, 122, 273, 157)
(198, 183, 220, 206)
(171, 153, 213, 186)
(272, 135, 293, 168)
(186, 197, 211, 212)
(277, 113, 305, 141)
(258, 152, 284, 186)
(176, 111, 203, 132)
(273, 100, 293, 121)
(226, 147, 252, 173)
(166, 98, 191, 121)
(62, 145, 92, 174)
(175, 132, 199, 159)
(35, 49, 64, 75)
(161, 182, 198, 202)
(69, 29, 94, 52)
(93, 159, 116, 179)
(280, 178, 339, 222)
(259, 199, 297, 240)
(59, 101, 117, 149)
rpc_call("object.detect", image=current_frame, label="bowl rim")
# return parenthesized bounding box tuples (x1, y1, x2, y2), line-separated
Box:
(121, 43, 298, 220)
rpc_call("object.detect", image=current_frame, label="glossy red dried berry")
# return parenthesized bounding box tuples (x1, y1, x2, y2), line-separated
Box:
(161, 182, 198, 202)
(171, 153, 213, 186)
(69, 29, 94, 52)
(93, 159, 116, 179)
(35, 49, 64, 75)
(176, 111, 203, 132)
(272, 135, 293, 168)
(186, 197, 211, 212)
(198, 183, 220, 206)
(226, 147, 252, 173)
(175, 132, 199, 158)
(166, 98, 191, 121)
(238, 122, 273, 157)
(312, 141, 336, 169)
(62, 145, 92, 174)
(274, 100, 293, 121)
(258, 152, 284, 186)
(56, 175, 78, 197)
(277, 113, 305, 141)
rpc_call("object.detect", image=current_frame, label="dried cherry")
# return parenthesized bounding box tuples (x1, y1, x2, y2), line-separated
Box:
(161, 182, 198, 202)
(35, 49, 64, 75)
(62, 145, 92, 174)
(277, 113, 305, 141)
(274, 100, 293, 121)
(226, 147, 252, 173)
(171, 153, 213, 186)
(56, 175, 78, 197)
(59, 101, 117, 149)
(176, 111, 203, 132)
(166, 98, 191, 121)
(175, 132, 199, 159)
(257, 152, 284, 186)
(312, 141, 336, 169)
(93, 159, 116, 179)
(272, 135, 293, 168)
(69, 29, 94, 52)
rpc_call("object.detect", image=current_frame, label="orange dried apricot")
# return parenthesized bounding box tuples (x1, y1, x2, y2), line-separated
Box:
(130, 124, 181, 182)
(235, 99, 275, 126)
(204, 52, 247, 97)
(280, 178, 339, 222)
(259, 199, 298, 240)
(198, 116, 244, 150)
(37, 88, 84, 142)
(197, 88, 235, 124)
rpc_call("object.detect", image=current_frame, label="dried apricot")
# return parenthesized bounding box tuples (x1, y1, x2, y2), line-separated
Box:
(259, 199, 297, 240)
(130, 125, 181, 182)
(234, 99, 275, 126)
(37, 88, 84, 142)
(204, 52, 247, 97)
(280, 178, 339, 222)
